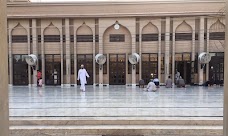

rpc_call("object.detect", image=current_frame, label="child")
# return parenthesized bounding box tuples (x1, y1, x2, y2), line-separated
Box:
(38, 78, 43, 87)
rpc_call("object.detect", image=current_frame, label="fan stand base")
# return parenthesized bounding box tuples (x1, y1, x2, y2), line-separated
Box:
(201, 64, 206, 69)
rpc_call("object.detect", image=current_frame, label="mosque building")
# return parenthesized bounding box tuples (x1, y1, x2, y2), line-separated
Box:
(7, 0, 225, 86)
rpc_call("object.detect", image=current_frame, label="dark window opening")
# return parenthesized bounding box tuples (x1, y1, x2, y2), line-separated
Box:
(44, 35, 60, 42)
(175, 33, 192, 41)
(110, 34, 125, 42)
(12, 35, 28, 43)
(210, 32, 225, 40)
(142, 34, 158, 41)
(77, 35, 93, 42)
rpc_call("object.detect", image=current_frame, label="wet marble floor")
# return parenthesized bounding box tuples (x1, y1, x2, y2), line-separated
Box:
(9, 86, 223, 117)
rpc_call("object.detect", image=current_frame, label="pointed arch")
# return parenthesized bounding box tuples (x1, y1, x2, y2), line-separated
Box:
(176, 21, 192, 33)
(11, 23, 27, 35)
(142, 22, 159, 34)
(210, 19, 225, 32)
(43, 22, 60, 42)
(141, 22, 159, 42)
(76, 23, 93, 42)
(11, 23, 28, 43)
(103, 23, 131, 42)
(44, 22, 60, 35)
(175, 21, 192, 53)
(76, 23, 93, 35)
(103, 22, 132, 54)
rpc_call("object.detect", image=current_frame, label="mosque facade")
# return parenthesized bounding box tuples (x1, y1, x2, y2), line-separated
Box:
(6, 0, 225, 86)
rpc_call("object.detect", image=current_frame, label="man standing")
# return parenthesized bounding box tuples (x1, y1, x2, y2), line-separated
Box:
(175, 69, 180, 84)
(53, 69, 58, 85)
(78, 64, 90, 91)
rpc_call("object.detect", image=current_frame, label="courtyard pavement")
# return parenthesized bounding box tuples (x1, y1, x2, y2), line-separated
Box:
(9, 86, 223, 117)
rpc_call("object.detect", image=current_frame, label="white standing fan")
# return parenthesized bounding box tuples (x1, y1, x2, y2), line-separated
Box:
(25, 54, 38, 70)
(198, 52, 211, 64)
(198, 52, 211, 69)
(95, 54, 106, 70)
(129, 53, 140, 65)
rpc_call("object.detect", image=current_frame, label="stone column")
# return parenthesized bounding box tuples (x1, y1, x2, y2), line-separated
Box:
(74, 25, 77, 86)
(206, 22, 210, 81)
(0, 0, 9, 135)
(132, 33, 136, 87)
(8, 28, 13, 86)
(60, 25, 64, 87)
(198, 16, 205, 85)
(165, 17, 170, 80)
(172, 32, 175, 84)
(192, 29, 196, 83)
(139, 22, 142, 80)
(41, 28, 45, 84)
(93, 24, 96, 86)
(32, 19, 37, 86)
(65, 18, 71, 87)
(27, 24, 31, 86)
(158, 31, 161, 83)
(98, 22, 103, 87)
(223, 1, 228, 135)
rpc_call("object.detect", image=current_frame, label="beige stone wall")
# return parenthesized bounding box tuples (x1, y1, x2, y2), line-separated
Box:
(6, 1, 226, 85)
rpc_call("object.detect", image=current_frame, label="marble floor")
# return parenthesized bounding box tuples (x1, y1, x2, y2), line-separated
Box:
(9, 86, 223, 117)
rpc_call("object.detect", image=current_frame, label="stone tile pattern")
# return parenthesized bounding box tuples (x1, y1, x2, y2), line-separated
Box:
(9, 86, 223, 117)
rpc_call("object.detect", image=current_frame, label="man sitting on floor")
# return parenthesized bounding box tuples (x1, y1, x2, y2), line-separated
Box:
(177, 76, 185, 88)
(146, 79, 157, 92)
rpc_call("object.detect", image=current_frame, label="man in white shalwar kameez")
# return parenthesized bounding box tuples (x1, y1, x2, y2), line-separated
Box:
(146, 79, 157, 92)
(77, 64, 90, 91)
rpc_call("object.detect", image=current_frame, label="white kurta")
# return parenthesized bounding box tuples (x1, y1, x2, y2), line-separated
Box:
(147, 82, 157, 92)
(77, 69, 90, 91)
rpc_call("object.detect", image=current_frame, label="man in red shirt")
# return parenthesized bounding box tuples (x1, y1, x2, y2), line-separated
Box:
(36, 70, 42, 86)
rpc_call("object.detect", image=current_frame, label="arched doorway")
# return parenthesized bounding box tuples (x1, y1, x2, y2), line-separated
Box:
(175, 21, 193, 84)
(103, 23, 131, 85)
(209, 20, 225, 84)
(44, 23, 61, 85)
(76, 23, 94, 85)
(11, 24, 29, 85)
(141, 22, 159, 84)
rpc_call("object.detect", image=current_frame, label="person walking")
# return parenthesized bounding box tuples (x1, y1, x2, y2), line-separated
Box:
(77, 64, 90, 92)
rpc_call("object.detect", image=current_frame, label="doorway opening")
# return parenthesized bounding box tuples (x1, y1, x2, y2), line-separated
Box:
(175, 53, 192, 84)
(209, 53, 224, 85)
(77, 54, 93, 85)
(13, 55, 28, 85)
(45, 55, 61, 85)
(109, 54, 126, 85)
(141, 53, 158, 84)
